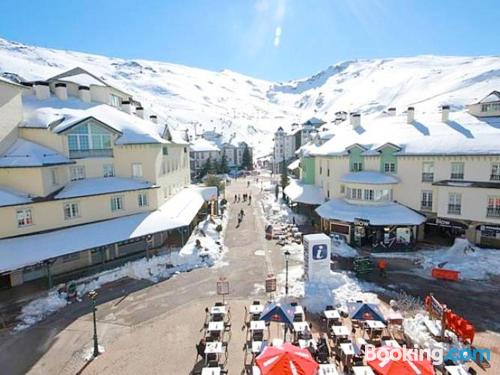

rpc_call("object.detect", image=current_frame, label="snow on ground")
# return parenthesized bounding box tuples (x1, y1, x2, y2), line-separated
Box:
(260, 192, 308, 225)
(275, 241, 382, 314)
(14, 214, 227, 331)
(372, 238, 500, 280)
(331, 238, 359, 258)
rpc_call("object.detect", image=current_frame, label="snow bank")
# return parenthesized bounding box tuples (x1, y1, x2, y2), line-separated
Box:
(331, 239, 358, 258)
(14, 214, 227, 331)
(260, 193, 308, 225)
(373, 238, 500, 280)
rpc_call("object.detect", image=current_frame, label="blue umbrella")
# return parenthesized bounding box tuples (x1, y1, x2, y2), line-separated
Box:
(259, 302, 295, 327)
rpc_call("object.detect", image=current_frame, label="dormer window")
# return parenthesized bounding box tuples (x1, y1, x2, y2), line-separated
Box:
(67, 121, 113, 158)
(352, 162, 363, 172)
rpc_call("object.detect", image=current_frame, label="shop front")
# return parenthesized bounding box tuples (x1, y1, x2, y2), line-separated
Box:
(424, 217, 468, 245)
(316, 198, 426, 252)
(476, 224, 500, 248)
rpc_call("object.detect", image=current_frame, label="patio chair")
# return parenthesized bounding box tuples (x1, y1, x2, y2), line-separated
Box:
(326, 305, 334, 311)
(291, 302, 298, 307)
(215, 302, 224, 307)
(468, 368, 477, 375)
(252, 300, 260, 305)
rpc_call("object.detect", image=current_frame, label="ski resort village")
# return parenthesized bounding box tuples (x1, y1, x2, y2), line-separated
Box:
(0, 26, 499, 375)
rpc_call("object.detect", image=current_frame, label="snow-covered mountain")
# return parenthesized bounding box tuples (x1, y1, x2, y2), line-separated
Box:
(1, 37, 499, 155)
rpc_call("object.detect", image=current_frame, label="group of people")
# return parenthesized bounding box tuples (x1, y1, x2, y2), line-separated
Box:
(233, 193, 252, 205)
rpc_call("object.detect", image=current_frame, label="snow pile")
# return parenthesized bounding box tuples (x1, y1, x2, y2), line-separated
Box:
(373, 238, 500, 280)
(260, 193, 308, 225)
(14, 214, 227, 331)
(331, 239, 358, 258)
(403, 313, 464, 354)
(275, 241, 382, 313)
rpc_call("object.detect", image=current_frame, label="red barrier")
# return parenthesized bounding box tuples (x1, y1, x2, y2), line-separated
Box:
(432, 268, 460, 281)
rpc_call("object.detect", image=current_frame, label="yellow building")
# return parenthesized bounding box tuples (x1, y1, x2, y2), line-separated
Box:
(294, 98, 500, 250)
(0, 69, 215, 288)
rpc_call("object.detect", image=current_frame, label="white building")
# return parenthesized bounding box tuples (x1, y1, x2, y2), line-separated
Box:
(0, 68, 216, 288)
(295, 97, 500, 249)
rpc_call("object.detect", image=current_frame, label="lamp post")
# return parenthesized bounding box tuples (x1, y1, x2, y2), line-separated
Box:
(89, 290, 99, 358)
(284, 250, 290, 296)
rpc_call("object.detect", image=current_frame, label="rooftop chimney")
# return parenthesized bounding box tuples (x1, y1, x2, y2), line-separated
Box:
(33, 81, 50, 100)
(407, 107, 415, 124)
(441, 105, 450, 123)
(387, 107, 396, 116)
(54, 82, 67, 101)
(78, 86, 91, 103)
(121, 100, 133, 114)
(136, 106, 144, 119)
(350, 113, 361, 128)
(150, 115, 158, 124)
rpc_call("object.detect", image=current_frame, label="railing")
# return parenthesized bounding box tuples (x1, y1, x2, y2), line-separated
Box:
(421, 201, 433, 211)
(448, 204, 461, 215)
(450, 173, 464, 180)
(422, 172, 434, 182)
(69, 149, 113, 159)
(486, 207, 500, 217)
(490, 174, 500, 181)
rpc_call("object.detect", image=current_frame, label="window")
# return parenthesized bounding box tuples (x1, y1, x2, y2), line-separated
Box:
(319, 165, 323, 175)
(340, 184, 345, 194)
(162, 146, 168, 155)
(364, 189, 374, 201)
(448, 193, 462, 215)
(67, 122, 112, 157)
(347, 188, 362, 200)
(384, 162, 396, 173)
(481, 103, 500, 112)
(487, 196, 500, 217)
(51, 168, 58, 185)
(491, 164, 500, 181)
(70, 165, 86, 181)
(103, 164, 115, 177)
(64, 202, 80, 219)
(352, 162, 363, 172)
(450, 162, 464, 180)
(138, 192, 149, 207)
(111, 196, 124, 211)
(132, 163, 143, 178)
(17, 208, 33, 227)
(421, 190, 433, 211)
(110, 94, 121, 107)
(422, 162, 434, 182)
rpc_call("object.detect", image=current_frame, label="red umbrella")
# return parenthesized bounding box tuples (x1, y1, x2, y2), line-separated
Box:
(256, 342, 319, 375)
(367, 346, 435, 375)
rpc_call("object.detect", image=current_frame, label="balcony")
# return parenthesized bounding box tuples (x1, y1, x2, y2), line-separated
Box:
(486, 207, 500, 218)
(490, 174, 500, 181)
(69, 149, 113, 159)
(422, 172, 434, 182)
(420, 201, 433, 211)
(448, 204, 461, 215)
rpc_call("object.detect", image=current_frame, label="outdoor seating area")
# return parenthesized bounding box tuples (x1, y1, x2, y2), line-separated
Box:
(193, 297, 483, 375)
(265, 223, 303, 246)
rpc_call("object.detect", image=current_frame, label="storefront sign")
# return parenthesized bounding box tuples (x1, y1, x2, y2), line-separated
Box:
(216, 277, 229, 295)
(265, 275, 277, 293)
(354, 218, 370, 227)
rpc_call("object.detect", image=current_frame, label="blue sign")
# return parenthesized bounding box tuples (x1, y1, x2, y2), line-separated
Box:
(312, 244, 327, 260)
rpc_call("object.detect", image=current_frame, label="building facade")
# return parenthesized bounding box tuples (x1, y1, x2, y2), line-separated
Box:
(298, 95, 500, 249)
(0, 68, 214, 289)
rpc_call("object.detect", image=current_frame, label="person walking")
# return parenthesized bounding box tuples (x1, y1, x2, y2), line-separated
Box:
(248, 194, 252, 205)
(240, 209, 245, 222)
(378, 259, 387, 277)
(238, 194, 241, 202)
(234, 194, 237, 203)
(237, 212, 242, 227)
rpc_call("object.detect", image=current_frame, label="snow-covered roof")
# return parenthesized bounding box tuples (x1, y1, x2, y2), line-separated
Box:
(287, 159, 300, 170)
(0, 186, 216, 273)
(478, 91, 500, 104)
(55, 177, 155, 199)
(315, 198, 426, 226)
(0, 186, 32, 207)
(0, 76, 25, 88)
(190, 137, 220, 152)
(0, 138, 72, 168)
(21, 96, 168, 145)
(309, 111, 500, 156)
(52, 73, 106, 87)
(341, 171, 399, 185)
(284, 179, 325, 205)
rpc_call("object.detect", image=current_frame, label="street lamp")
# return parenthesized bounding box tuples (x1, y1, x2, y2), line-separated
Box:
(284, 250, 291, 296)
(89, 290, 99, 358)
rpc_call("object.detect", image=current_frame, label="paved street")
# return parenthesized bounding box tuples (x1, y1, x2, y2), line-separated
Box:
(0, 178, 294, 375)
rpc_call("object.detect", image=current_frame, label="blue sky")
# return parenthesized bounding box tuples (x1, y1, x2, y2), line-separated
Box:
(0, 0, 498, 81)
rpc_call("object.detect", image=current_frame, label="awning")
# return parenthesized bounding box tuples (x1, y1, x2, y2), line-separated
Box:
(0, 186, 217, 273)
(284, 179, 325, 205)
(287, 159, 300, 170)
(315, 198, 426, 226)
